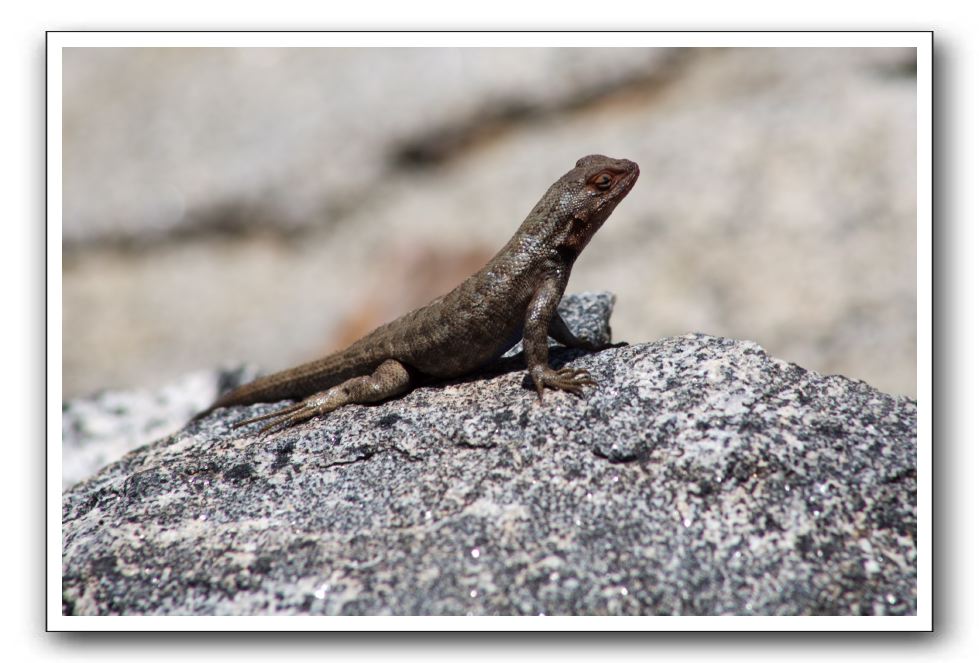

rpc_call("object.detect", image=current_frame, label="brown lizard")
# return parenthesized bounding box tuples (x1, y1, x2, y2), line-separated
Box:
(197, 154, 639, 433)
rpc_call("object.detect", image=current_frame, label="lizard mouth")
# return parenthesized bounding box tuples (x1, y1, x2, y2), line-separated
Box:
(617, 161, 640, 194)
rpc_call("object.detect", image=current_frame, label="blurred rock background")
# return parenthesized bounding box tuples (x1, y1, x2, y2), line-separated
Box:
(62, 47, 917, 400)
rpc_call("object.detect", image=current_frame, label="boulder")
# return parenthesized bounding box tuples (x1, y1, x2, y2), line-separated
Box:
(62, 293, 916, 616)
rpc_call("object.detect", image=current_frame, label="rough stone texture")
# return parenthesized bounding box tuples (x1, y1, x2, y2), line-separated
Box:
(61, 365, 258, 490)
(61, 294, 917, 616)
(59, 294, 613, 491)
(62, 47, 917, 400)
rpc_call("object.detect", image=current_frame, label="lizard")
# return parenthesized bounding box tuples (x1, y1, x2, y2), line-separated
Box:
(196, 154, 639, 434)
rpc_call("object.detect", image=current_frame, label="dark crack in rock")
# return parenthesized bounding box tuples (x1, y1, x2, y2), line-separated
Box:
(61, 293, 916, 616)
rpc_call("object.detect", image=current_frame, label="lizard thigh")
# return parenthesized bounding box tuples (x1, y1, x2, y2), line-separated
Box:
(321, 358, 412, 406)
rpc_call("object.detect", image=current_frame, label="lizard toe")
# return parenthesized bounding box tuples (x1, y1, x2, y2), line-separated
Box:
(541, 366, 598, 396)
(232, 402, 304, 429)
(257, 406, 320, 435)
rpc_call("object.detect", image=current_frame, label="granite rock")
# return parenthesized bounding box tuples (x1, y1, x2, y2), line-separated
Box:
(61, 365, 258, 490)
(61, 293, 916, 616)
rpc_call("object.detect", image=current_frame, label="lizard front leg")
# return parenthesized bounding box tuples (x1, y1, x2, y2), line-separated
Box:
(524, 279, 597, 401)
(233, 359, 411, 434)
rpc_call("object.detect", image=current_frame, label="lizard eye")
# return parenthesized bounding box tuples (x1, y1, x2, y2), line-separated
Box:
(592, 173, 614, 191)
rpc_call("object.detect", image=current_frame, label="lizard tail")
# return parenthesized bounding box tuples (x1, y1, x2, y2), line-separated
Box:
(192, 344, 385, 421)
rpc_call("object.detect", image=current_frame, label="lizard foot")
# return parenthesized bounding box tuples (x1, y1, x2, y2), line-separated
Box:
(534, 366, 597, 401)
(232, 398, 329, 435)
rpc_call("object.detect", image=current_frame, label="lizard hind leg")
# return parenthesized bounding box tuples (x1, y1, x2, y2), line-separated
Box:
(235, 359, 412, 435)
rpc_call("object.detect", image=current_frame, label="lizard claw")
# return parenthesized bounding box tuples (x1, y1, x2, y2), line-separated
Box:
(233, 401, 321, 435)
(232, 402, 304, 430)
(257, 409, 316, 435)
(535, 366, 598, 399)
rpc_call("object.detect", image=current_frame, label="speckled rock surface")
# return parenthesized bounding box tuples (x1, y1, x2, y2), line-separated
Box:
(61, 365, 258, 490)
(61, 294, 917, 616)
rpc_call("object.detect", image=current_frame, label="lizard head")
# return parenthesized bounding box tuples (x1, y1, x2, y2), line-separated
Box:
(550, 154, 640, 256)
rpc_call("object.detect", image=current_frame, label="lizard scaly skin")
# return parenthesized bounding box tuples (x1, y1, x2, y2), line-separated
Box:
(197, 154, 639, 433)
